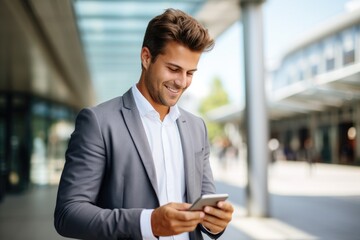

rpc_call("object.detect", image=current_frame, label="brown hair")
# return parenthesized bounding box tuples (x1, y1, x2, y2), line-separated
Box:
(142, 8, 214, 62)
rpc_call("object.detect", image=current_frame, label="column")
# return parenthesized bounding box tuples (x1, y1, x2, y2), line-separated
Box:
(355, 104, 360, 163)
(241, 0, 269, 217)
(330, 111, 339, 164)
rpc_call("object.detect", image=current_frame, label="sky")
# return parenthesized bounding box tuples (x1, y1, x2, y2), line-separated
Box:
(186, 0, 351, 108)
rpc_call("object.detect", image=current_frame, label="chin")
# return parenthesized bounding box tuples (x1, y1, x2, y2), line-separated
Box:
(163, 97, 179, 107)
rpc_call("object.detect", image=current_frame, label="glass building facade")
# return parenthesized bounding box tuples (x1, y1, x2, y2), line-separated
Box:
(0, 0, 94, 201)
(269, 16, 360, 165)
(272, 25, 359, 90)
(0, 94, 76, 195)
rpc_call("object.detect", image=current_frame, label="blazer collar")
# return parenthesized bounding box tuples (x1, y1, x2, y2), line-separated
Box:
(177, 112, 196, 203)
(121, 89, 160, 202)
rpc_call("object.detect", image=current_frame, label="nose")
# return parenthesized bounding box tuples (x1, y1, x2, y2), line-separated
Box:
(174, 72, 187, 88)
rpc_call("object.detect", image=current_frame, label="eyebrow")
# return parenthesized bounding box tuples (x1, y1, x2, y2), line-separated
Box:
(166, 62, 197, 72)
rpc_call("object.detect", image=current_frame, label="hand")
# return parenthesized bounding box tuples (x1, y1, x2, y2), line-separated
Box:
(151, 202, 205, 237)
(202, 201, 233, 233)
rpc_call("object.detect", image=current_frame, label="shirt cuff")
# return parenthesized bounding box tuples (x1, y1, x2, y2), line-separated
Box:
(200, 224, 224, 239)
(201, 224, 221, 234)
(140, 209, 157, 240)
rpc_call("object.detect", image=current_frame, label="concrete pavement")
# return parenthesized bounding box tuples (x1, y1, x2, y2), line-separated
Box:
(0, 159, 359, 239)
(0, 185, 69, 240)
(210, 157, 360, 240)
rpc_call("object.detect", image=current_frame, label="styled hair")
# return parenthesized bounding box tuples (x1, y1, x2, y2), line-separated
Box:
(142, 8, 214, 62)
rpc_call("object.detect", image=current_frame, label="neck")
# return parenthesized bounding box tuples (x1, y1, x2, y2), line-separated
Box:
(136, 82, 169, 121)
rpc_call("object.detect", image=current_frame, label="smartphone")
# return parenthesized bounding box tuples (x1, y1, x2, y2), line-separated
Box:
(188, 193, 229, 211)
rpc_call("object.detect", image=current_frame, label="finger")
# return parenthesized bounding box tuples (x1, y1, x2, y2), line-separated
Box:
(164, 205, 204, 225)
(175, 210, 205, 222)
(175, 219, 203, 229)
(165, 214, 203, 233)
(152, 205, 202, 236)
(172, 224, 201, 235)
(182, 203, 192, 209)
(203, 213, 227, 229)
(203, 206, 232, 231)
(204, 205, 233, 221)
(217, 201, 234, 212)
(168, 202, 191, 211)
(204, 206, 225, 219)
(202, 221, 224, 234)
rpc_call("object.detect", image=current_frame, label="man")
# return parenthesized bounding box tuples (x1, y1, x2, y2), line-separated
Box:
(54, 8, 233, 240)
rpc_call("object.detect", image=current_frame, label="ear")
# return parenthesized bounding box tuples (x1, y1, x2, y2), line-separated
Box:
(141, 47, 152, 69)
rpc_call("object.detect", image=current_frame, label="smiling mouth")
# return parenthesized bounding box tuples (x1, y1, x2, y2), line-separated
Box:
(165, 85, 180, 94)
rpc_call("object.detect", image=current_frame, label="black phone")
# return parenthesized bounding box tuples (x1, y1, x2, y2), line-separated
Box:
(188, 193, 229, 211)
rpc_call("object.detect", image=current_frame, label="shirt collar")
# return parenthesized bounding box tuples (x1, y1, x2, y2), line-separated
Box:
(131, 85, 181, 122)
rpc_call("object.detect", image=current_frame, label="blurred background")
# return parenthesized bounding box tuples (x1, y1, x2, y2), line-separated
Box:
(0, 0, 360, 239)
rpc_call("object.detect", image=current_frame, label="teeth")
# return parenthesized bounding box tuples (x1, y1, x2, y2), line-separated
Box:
(166, 86, 179, 93)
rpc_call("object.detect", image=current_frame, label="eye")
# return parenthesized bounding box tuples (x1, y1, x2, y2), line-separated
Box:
(168, 67, 179, 72)
(187, 71, 194, 77)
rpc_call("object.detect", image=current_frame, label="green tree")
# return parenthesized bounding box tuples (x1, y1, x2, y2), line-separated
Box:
(198, 77, 229, 142)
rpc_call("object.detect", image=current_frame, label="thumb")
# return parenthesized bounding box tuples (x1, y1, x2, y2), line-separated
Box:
(167, 202, 192, 211)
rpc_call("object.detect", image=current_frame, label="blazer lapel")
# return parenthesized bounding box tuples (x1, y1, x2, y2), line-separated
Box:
(177, 114, 196, 204)
(121, 89, 159, 201)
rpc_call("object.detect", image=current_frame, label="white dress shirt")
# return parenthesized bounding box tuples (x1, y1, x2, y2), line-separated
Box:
(132, 85, 189, 240)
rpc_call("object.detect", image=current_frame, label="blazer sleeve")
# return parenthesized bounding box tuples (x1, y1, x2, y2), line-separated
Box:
(198, 119, 226, 239)
(200, 119, 216, 196)
(54, 108, 143, 240)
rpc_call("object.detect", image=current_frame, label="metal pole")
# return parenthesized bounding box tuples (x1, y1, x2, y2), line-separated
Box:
(240, 0, 269, 217)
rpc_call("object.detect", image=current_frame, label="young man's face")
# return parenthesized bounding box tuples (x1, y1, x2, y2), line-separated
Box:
(140, 41, 201, 112)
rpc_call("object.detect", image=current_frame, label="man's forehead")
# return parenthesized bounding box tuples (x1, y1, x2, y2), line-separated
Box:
(159, 42, 201, 68)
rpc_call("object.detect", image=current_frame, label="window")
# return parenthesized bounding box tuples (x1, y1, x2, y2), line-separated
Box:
(324, 40, 335, 71)
(287, 65, 297, 84)
(326, 58, 335, 71)
(311, 65, 318, 76)
(342, 29, 355, 66)
(343, 50, 355, 65)
(309, 52, 319, 77)
(297, 58, 306, 81)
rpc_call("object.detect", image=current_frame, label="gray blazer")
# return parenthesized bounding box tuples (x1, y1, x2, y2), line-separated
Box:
(54, 89, 220, 240)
